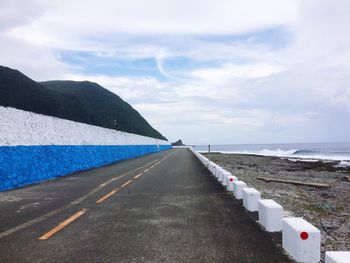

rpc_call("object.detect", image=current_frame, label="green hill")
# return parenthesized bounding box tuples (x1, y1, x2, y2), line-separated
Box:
(0, 65, 166, 140)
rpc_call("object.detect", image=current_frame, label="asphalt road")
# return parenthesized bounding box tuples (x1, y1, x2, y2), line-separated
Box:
(0, 148, 293, 262)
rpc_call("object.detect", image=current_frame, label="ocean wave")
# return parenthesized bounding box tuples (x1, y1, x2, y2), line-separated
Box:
(334, 160, 350, 167)
(206, 149, 298, 157)
(293, 149, 316, 155)
(199, 148, 350, 163)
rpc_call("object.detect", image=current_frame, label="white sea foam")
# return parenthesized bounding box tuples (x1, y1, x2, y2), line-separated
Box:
(199, 148, 350, 165)
(334, 160, 350, 167)
(217, 149, 298, 156)
(199, 149, 297, 158)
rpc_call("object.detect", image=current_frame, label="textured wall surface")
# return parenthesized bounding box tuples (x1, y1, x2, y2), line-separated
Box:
(0, 107, 169, 146)
(0, 107, 171, 191)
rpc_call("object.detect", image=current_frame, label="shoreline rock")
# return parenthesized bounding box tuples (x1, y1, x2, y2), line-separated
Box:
(203, 153, 350, 254)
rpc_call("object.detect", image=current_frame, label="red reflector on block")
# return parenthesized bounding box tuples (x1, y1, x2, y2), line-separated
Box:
(300, 231, 309, 240)
(229, 178, 233, 182)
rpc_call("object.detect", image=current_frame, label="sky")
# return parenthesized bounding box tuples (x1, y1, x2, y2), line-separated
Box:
(1, 0, 350, 144)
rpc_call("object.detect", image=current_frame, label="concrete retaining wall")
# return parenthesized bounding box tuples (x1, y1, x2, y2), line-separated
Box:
(0, 107, 171, 191)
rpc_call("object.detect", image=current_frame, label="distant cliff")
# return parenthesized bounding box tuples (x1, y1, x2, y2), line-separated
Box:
(172, 139, 185, 146)
(0, 65, 166, 140)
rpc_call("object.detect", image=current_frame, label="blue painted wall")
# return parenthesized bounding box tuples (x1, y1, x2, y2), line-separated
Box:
(0, 145, 172, 191)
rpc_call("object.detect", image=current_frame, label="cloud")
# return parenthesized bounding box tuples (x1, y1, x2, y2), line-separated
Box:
(190, 63, 284, 83)
(0, 34, 71, 80)
(7, 0, 299, 44)
(1, 0, 350, 144)
(64, 69, 329, 144)
(0, 0, 45, 31)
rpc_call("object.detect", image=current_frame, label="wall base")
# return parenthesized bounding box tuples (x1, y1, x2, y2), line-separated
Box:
(0, 145, 172, 191)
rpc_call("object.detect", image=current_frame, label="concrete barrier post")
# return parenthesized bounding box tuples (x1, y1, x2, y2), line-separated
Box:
(209, 163, 216, 175)
(242, 188, 261, 212)
(217, 167, 223, 182)
(282, 218, 320, 263)
(258, 199, 283, 232)
(226, 176, 238, 191)
(233, 181, 247, 199)
(216, 168, 221, 180)
(212, 165, 218, 178)
(221, 171, 231, 186)
(325, 252, 350, 263)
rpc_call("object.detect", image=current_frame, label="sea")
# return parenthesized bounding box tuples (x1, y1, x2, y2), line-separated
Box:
(194, 142, 350, 167)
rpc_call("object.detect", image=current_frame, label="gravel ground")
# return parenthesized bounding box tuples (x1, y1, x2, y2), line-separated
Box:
(203, 153, 350, 256)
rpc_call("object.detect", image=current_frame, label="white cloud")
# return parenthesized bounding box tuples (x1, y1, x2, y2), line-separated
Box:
(1, 0, 350, 144)
(64, 71, 332, 144)
(0, 35, 71, 80)
(7, 0, 299, 47)
(191, 63, 284, 83)
(0, 0, 45, 31)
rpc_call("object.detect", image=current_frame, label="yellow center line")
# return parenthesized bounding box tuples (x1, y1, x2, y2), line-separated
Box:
(95, 152, 177, 204)
(96, 189, 120, 204)
(38, 208, 88, 240)
(133, 173, 143, 179)
(0, 152, 175, 241)
(121, 180, 133, 188)
(37, 150, 176, 241)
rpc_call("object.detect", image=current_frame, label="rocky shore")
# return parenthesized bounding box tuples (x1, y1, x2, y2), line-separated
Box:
(203, 153, 350, 253)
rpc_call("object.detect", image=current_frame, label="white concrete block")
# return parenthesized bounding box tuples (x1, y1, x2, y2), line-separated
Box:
(209, 163, 216, 174)
(221, 171, 231, 186)
(282, 218, 320, 263)
(216, 169, 221, 179)
(258, 199, 283, 232)
(211, 165, 218, 177)
(242, 188, 261, 212)
(233, 181, 247, 199)
(217, 168, 225, 182)
(215, 168, 221, 179)
(325, 252, 350, 263)
(223, 172, 232, 186)
(211, 166, 216, 176)
(226, 176, 238, 191)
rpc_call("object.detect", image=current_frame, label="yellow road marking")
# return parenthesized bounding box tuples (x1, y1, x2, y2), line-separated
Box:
(96, 189, 119, 204)
(133, 173, 143, 179)
(38, 208, 88, 240)
(121, 180, 133, 188)
(36, 150, 176, 241)
(0, 151, 173, 240)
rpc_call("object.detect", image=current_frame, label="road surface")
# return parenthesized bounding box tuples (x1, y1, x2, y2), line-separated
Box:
(0, 148, 293, 262)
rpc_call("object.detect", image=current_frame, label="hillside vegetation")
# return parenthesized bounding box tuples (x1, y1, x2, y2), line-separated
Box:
(0, 65, 166, 140)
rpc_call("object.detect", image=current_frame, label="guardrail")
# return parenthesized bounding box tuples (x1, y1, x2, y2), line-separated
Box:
(189, 147, 348, 263)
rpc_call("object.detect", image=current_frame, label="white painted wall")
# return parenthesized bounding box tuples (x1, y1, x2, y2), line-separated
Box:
(0, 106, 170, 146)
